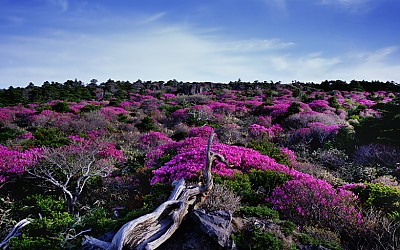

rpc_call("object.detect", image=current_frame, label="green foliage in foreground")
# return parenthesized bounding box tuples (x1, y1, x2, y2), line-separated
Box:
(236, 205, 280, 221)
(232, 225, 283, 250)
(248, 140, 292, 167)
(214, 170, 290, 206)
(352, 183, 400, 220)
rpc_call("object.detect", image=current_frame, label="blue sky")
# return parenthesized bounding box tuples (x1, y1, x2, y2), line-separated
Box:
(1, 0, 399, 88)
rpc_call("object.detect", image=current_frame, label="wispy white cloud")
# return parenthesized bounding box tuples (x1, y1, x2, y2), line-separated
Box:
(318, 0, 374, 12)
(218, 39, 295, 52)
(47, 0, 69, 12)
(0, 12, 399, 88)
(137, 12, 166, 25)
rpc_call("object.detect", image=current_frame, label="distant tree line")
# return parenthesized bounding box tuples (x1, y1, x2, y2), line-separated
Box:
(1, 78, 399, 107)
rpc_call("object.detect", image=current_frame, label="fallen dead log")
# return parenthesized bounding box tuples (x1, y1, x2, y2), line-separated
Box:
(83, 133, 229, 250)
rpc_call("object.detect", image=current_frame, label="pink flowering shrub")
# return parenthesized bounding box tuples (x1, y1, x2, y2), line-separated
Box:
(279, 147, 296, 166)
(97, 142, 125, 162)
(118, 101, 132, 109)
(268, 178, 363, 230)
(187, 126, 215, 139)
(308, 99, 333, 113)
(255, 116, 272, 127)
(17, 132, 35, 140)
(0, 106, 36, 127)
(138, 132, 173, 152)
(248, 124, 283, 141)
(68, 103, 85, 113)
(0, 145, 41, 184)
(160, 93, 176, 100)
(171, 108, 188, 122)
(285, 111, 345, 129)
(30, 110, 76, 131)
(208, 101, 236, 115)
(288, 122, 342, 146)
(0, 108, 14, 126)
(99, 106, 128, 121)
(359, 108, 381, 118)
(245, 100, 263, 107)
(267, 102, 290, 117)
(148, 136, 289, 185)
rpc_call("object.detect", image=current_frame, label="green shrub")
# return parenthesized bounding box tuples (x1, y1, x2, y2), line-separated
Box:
(215, 171, 290, 206)
(9, 210, 74, 249)
(29, 127, 69, 147)
(280, 220, 296, 236)
(214, 173, 259, 205)
(248, 170, 291, 197)
(80, 104, 101, 113)
(142, 183, 173, 209)
(159, 104, 183, 114)
(237, 205, 279, 221)
(27, 194, 66, 215)
(51, 102, 70, 113)
(14, 194, 67, 219)
(186, 112, 208, 126)
(108, 99, 121, 106)
(233, 226, 282, 250)
(353, 183, 400, 219)
(0, 127, 21, 144)
(328, 96, 341, 109)
(34, 105, 52, 113)
(158, 148, 177, 167)
(286, 102, 301, 116)
(9, 234, 60, 249)
(298, 226, 342, 250)
(135, 116, 157, 132)
(247, 141, 291, 167)
(117, 113, 129, 123)
(329, 126, 355, 153)
(81, 207, 114, 236)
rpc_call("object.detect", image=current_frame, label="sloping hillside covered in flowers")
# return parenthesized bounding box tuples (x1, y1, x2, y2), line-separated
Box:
(0, 80, 399, 249)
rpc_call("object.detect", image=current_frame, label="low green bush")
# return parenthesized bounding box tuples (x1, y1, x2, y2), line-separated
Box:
(79, 104, 101, 113)
(248, 170, 291, 196)
(9, 195, 74, 249)
(29, 127, 70, 147)
(0, 127, 21, 144)
(232, 225, 282, 250)
(51, 102, 70, 113)
(214, 170, 290, 206)
(298, 227, 342, 250)
(135, 116, 157, 132)
(236, 205, 279, 221)
(352, 183, 400, 219)
(280, 220, 296, 236)
(248, 141, 291, 167)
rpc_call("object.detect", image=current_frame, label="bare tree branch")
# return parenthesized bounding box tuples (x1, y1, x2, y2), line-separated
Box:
(0, 219, 31, 249)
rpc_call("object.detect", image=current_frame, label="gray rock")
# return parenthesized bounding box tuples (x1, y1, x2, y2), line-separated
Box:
(192, 210, 236, 249)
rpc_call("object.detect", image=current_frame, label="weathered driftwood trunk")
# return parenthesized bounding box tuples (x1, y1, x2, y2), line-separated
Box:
(83, 133, 227, 250)
(0, 219, 31, 249)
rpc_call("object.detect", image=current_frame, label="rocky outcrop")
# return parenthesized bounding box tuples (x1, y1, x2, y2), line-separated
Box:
(158, 210, 236, 250)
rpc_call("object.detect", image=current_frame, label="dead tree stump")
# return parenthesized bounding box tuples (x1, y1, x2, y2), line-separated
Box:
(83, 133, 228, 250)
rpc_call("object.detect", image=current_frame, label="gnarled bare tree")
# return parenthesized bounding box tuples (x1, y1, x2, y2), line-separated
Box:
(26, 139, 123, 214)
(83, 132, 228, 250)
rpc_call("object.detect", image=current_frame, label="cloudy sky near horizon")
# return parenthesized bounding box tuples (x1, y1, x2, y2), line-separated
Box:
(0, 0, 399, 88)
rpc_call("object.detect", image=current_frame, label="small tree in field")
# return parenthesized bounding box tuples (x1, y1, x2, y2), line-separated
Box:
(26, 138, 124, 213)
